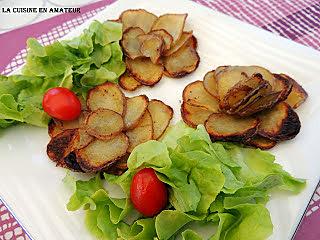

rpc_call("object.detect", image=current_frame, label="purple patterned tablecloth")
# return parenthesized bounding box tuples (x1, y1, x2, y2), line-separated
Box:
(0, 0, 319, 239)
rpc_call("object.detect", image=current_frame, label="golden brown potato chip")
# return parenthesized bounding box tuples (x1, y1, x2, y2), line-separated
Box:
(221, 74, 270, 111)
(258, 102, 301, 141)
(163, 36, 199, 78)
(78, 110, 90, 127)
(120, 9, 158, 33)
(152, 13, 187, 44)
(235, 91, 282, 117)
(104, 154, 129, 175)
(163, 31, 193, 56)
(86, 109, 124, 140)
(203, 70, 219, 99)
(181, 102, 213, 128)
(246, 135, 277, 149)
(124, 95, 149, 130)
(48, 117, 79, 137)
(48, 119, 63, 137)
(281, 74, 308, 108)
(214, 66, 229, 77)
(239, 66, 276, 87)
(147, 99, 173, 139)
(61, 152, 84, 172)
(79, 96, 87, 110)
(183, 81, 220, 112)
(126, 110, 153, 152)
(47, 129, 78, 163)
(126, 57, 164, 86)
(74, 129, 94, 149)
(121, 27, 145, 59)
(119, 72, 142, 91)
(216, 66, 249, 100)
(205, 113, 259, 142)
(216, 66, 276, 100)
(48, 110, 90, 137)
(273, 73, 293, 101)
(227, 80, 272, 115)
(149, 29, 173, 51)
(220, 85, 253, 111)
(76, 133, 129, 172)
(138, 33, 164, 64)
(87, 82, 126, 116)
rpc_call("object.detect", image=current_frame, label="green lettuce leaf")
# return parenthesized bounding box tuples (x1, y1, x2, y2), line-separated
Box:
(89, 21, 122, 46)
(0, 94, 22, 121)
(91, 44, 112, 68)
(63, 31, 94, 57)
(182, 229, 203, 240)
(0, 75, 32, 97)
(117, 218, 156, 240)
(67, 175, 103, 211)
(227, 145, 306, 193)
(155, 210, 192, 240)
(27, 38, 46, 57)
(225, 204, 273, 240)
(102, 41, 126, 78)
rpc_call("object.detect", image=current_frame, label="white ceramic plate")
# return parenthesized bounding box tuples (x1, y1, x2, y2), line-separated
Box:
(1, 0, 320, 239)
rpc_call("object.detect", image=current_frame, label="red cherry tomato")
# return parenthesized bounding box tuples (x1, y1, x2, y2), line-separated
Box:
(42, 87, 81, 121)
(130, 168, 168, 217)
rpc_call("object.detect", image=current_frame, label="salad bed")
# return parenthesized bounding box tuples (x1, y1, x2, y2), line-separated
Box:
(66, 122, 305, 240)
(0, 20, 124, 128)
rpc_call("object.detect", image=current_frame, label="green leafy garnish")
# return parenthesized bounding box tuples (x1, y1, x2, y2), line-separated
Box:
(0, 20, 124, 129)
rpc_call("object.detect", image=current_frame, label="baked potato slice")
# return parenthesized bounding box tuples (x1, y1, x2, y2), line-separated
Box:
(126, 110, 153, 152)
(121, 27, 145, 59)
(149, 29, 173, 51)
(163, 36, 199, 78)
(216, 66, 276, 100)
(183, 81, 220, 112)
(235, 91, 282, 117)
(104, 154, 129, 176)
(216, 66, 249, 100)
(119, 72, 142, 91)
(60, 152, 84, 172)
(221, 74, 271, 111)
(205, 113, 259, 142)
(120, 9, 158, 33)
(87, 82, 126, 116)
(76, 133, 129, 172)
(181, 101, 213, 128)
(203, 70, 219, 99)
(124, 95, 149, 130)
(273, 73, 293, 101)
(258, 102, 301, 141)
(147, 99, 173, 139)
(151, 13, 187, 44)
(246, 135, 277, 150)
(138, 33, 164, 64)
(74, 129, 94, 149)
(86, 109, 124, 140)
(48, 119, 63, 137)
(126, 57, 164, 86)
(281, 74, 308, 109)
(163, 31, 193, 56)
(47, 129, 78, 164)
(48, 110, 90, 138)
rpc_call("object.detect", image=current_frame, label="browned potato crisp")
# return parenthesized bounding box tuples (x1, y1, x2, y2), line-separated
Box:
(46, 83, 173, 174)
(118, 9, 200, 90)
(181, 66, 307, 149)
